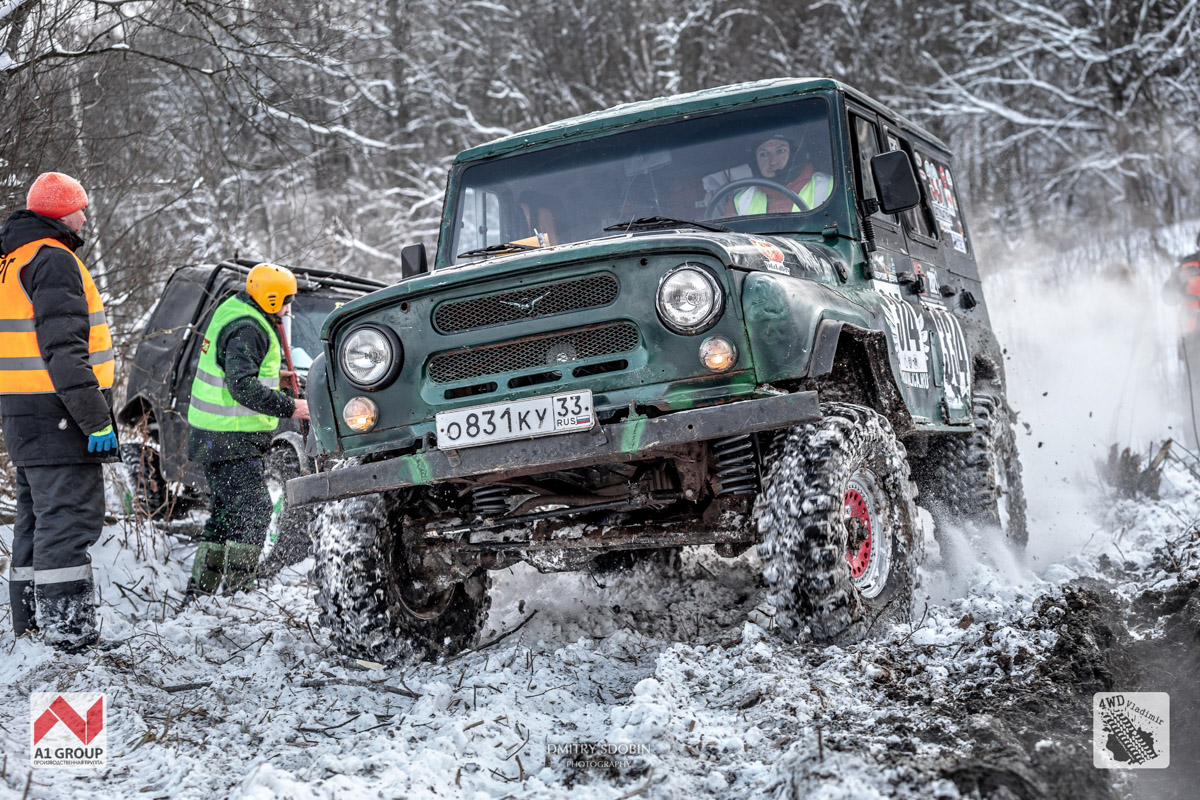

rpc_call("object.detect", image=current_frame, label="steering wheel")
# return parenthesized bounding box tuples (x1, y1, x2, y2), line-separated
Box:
(705, 178, 809, 220)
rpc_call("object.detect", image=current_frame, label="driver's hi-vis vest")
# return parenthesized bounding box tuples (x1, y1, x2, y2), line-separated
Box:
(733, 173, 834, 215)
(0, 238, 114, 395)
(187, 296, 282, 433)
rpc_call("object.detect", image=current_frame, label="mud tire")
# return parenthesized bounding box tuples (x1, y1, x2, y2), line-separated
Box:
(120, 442, 171, 520)
(258, 444, 317, 580)
(755, 403, 921, 644)
(917, 393, 1028, 548)
(312, 492, 491, 662)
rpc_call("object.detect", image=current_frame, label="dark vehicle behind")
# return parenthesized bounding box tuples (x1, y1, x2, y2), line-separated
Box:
(118, 259, 384, 565)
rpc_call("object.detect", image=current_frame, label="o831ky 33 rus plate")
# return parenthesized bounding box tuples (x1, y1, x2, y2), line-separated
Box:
(435, 390, 594, 449)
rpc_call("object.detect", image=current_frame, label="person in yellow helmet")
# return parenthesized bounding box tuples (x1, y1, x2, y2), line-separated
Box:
(185, 264, 310, 596)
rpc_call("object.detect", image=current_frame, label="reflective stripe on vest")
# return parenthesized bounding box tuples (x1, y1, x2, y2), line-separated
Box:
(733, 173, 833, 216)
(186, 296, 283, 432)
(0, 239, 114, 394)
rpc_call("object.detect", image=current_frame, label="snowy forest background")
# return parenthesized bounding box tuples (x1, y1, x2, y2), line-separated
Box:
(3, 0, 1199, 344)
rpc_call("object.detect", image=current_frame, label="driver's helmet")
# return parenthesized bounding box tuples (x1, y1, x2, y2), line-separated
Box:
(747, 132, 801, 183)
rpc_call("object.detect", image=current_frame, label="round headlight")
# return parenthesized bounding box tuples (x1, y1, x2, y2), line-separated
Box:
(657, 265, 723, 334)
(343, 396, 379, 432)
(339, 325, 400, 389)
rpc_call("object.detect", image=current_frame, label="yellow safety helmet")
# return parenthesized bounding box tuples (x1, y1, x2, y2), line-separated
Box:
(246, 263, 297, 315)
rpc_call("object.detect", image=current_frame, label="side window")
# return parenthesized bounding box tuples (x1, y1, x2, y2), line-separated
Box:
(145, 276, 201, 336)
(456, 187, 503, 256)
(886, 134, 937, 241)
(916, 154, 970, 255)
(852, 115, 890, 222)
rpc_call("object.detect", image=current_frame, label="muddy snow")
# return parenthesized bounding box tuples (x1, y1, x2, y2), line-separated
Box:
(2, 468, 1196, 800)
(2, 270, 1199, 799)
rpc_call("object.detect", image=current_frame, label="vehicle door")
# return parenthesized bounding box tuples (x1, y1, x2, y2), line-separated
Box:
(136, 271, 205, 481)
(172, 280, 238, 489)
(846, 106, 940, 426)
(883, 128, 973, 425)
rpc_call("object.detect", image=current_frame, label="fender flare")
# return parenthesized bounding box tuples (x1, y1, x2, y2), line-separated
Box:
(807, 319, 915, 436)
(117, 394, 157, 429)
(271, 430, 312, 475)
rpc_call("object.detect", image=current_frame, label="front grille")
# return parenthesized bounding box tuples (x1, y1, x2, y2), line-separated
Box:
(428, 322, 639, 384)
(433, 274, 619, 333)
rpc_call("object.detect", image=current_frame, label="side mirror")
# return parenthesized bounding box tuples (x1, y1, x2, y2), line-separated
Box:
(870, 150, 922, 214)
(400, 243, 428, 280)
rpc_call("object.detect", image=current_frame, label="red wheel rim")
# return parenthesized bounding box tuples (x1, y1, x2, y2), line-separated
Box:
(844, 488, 872, 578)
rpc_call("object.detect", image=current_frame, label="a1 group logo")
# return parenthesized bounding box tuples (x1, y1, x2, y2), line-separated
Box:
(30, 693, 107, 768)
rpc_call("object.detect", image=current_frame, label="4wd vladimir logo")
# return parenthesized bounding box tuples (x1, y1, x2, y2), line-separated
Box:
(31, 692, 107, 768)
(1093, 692, 1169, 769)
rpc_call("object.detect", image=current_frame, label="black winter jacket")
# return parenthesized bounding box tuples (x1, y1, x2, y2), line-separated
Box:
(188, 291, 295, 464)
(0, 211, 117, 466)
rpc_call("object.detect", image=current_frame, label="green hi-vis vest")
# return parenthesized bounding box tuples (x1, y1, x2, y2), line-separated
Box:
(187, 296, 282, 433)
(733, 173, 834, 215)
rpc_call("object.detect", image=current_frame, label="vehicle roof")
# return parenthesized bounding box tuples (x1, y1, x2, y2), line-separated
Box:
(453, 78, 950, 163)
(167, 262, 386, 294)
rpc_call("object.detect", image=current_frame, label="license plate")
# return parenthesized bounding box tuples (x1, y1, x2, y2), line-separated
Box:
(435, 390, 594, 449)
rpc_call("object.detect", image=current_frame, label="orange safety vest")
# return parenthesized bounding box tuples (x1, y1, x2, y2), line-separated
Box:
(0, 238, 115, 394)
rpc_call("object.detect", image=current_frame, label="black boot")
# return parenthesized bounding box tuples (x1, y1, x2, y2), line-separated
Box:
(9, 571, 37, 637)
(34, 581, 97, 652)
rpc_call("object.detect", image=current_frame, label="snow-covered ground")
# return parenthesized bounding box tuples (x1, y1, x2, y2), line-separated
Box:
(1, 466, 1196, 799)
(2, 270, 1199, 799)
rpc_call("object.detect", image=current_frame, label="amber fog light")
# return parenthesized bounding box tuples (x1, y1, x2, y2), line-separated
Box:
(699, 336, 737, 372)
(343, 396, 379, 432)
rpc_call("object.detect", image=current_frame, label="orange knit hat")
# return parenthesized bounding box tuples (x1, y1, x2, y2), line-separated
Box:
(26, 172, 89, 219)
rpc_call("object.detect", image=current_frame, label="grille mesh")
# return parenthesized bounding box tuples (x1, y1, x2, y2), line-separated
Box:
(434, 274, 618, 332)
(428, 323, 639, 384)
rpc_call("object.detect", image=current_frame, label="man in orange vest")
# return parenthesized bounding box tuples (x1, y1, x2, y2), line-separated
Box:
(0, 172, 118, 652)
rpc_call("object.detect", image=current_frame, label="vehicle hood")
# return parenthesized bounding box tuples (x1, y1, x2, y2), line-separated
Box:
(321, 231, 845, 338)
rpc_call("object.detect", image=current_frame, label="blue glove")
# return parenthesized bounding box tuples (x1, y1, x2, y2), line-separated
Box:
(88, 425, 117, 453)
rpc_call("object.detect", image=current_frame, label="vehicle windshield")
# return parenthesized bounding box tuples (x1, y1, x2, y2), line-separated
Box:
(287, 295, 341, 373)
(448, 97, 834, 264)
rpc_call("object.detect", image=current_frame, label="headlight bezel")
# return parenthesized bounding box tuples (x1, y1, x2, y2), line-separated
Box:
(698, 336, 738, 372)
(342, 396, 380, 432)
(656, 264, 724, 335)
(338, 324, 403, 391)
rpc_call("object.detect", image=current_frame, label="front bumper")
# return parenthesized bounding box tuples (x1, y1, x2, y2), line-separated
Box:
(286, 390, 821, 507)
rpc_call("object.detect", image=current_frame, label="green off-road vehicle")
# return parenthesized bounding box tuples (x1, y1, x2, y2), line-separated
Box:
(289, 78, 1026, 661)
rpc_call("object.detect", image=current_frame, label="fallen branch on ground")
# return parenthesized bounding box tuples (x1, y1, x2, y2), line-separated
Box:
(299, 678, 419, 698)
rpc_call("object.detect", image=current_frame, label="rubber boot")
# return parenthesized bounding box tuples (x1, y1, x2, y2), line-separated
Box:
(35, 582, 98, 652)
(188, 542, 226, 597)
(222, 542, 262, 594)
(10, 574, 37, 637)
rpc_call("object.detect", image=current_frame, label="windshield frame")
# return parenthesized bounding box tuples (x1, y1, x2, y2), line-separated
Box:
(289, 292, 345, 374)
(435, 91, 849, 269)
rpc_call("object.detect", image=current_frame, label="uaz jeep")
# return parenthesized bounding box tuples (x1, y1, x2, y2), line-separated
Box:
(290, 78, 1026, 661)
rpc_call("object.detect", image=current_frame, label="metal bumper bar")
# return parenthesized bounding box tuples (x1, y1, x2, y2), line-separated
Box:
(287, 390, 821, 507)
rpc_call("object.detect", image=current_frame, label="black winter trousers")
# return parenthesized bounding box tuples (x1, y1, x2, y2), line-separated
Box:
(9, 463, 104, 647)
(201, 457, 272, 546)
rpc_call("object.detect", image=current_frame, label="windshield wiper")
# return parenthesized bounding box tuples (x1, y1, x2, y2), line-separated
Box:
(457, 241, 540, 259)
(603, 216, 729, 233)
